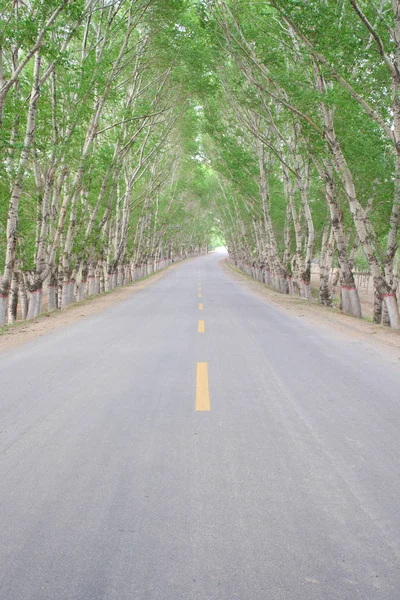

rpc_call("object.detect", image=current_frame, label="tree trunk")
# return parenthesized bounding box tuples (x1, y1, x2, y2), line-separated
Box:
(27, 284, 43, 320)
(313, 156, 363, 318)
(47, 273, 58, 312)
(61, 270, 73, 308)
(318, 225, 331, 306)
(8, 270, 19, 323)
(88, 263, 96, 296)
(325, 109, 396, 324)
(0, 53, 42, 325)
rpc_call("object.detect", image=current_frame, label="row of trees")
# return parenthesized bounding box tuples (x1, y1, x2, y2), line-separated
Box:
(203, 0, 400, 328)
(0, 0, 212, 326)
(1, 1, 399, 329)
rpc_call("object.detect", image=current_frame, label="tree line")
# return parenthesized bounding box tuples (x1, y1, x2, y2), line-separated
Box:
(0, 0, 212, 326)
(1, 1, 399, 329)
(205, 0, 400, 328)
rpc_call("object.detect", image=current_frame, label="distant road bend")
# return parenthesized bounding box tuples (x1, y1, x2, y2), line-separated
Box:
(1, 250, 400, 600)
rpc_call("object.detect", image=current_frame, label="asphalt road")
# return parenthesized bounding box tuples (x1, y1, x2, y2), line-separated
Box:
(1, 251, 400, 599)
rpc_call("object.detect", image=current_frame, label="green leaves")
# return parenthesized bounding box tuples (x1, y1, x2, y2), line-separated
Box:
(0, 0, 398, 291)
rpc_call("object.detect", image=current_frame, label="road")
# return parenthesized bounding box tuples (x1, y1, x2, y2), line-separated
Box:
(1, 251, 400, 599)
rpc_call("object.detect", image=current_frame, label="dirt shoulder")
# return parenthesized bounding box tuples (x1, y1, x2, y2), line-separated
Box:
(222, 260, 400, 362)
(0, 263, 182, 354)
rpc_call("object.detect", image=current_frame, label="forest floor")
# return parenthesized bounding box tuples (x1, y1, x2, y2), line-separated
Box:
(0, 264, 180, 354)
(223, 260, 400, 363)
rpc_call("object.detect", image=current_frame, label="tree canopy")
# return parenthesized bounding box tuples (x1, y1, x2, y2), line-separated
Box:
(1, 0, 400, 327)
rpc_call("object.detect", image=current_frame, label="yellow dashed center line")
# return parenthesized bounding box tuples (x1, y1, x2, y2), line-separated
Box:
(198, 320, 205, 333)
(198, 302, 203, 310)
(196, 362, 210, 411)
(198, 293, 202, 298)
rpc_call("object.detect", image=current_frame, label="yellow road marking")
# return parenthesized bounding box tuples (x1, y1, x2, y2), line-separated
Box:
(198, 293, 202, 298)
(196, 362, 210, 411)
(198, 320, 205, 333)
(198, 302, 203, 310)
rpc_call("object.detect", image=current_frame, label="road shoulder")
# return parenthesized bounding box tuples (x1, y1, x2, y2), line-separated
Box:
(221, 260, 400, 363)
(0, 263, 182, 354)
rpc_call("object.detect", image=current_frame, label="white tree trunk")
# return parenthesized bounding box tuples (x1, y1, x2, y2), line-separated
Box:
(27, 289, 43, 320)
(0, 296, 7, 325)
(47, 285, 57, 312)
(77, 281, 86, 302)
(61, 278, 73, 308)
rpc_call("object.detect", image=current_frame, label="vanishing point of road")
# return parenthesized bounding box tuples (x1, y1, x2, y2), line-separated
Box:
(1, 251, 400, 599)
